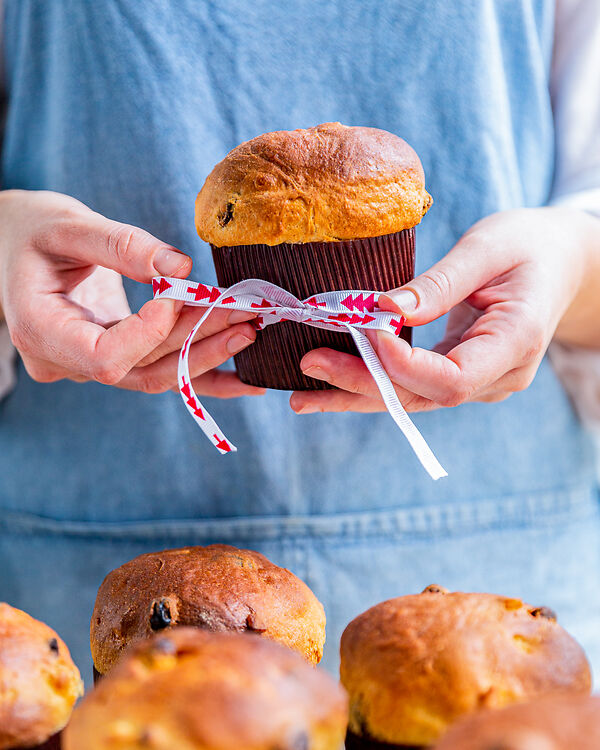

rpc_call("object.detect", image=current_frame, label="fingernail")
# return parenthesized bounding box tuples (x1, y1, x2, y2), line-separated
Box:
(228, 310, 253, 324)
(154, 247, 191, 277)
(383, 289, 418, 314)
(303, 365, 330, 382)
(290, 394, 311, 414)
(227, 333, 254, 355)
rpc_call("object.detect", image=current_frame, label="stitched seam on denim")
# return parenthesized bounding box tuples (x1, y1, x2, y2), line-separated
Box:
(321, 510, 600, 551)
(0, 486, 596, 543)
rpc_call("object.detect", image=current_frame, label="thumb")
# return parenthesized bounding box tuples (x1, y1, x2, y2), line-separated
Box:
(52, 210, 193, 283)
(378, 234, 500, 325)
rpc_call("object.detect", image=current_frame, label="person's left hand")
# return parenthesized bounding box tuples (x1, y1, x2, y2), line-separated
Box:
(290, 208, 590, 415)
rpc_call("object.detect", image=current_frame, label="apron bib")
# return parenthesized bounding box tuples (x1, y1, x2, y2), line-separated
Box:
(1, 0, 598, 676)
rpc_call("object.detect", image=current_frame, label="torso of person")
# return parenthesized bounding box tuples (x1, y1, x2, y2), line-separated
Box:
(1, 0, 599, 677)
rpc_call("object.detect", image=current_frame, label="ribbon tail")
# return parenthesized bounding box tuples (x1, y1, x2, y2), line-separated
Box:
(347, 326, 447, 480)
(153, 276, 448, 478)
(177, 297, 238, 455)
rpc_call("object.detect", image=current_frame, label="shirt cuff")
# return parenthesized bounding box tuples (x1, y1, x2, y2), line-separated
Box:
(548, 187, 600, 218)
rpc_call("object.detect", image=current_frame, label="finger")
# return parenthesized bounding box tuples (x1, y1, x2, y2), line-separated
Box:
(378, 229, 514, 326)
(449, 365, 537, 405)
(476, 390, 512, 403)
(290, 390, 387, 414)
(44, 209, 193, 283)
(371, 304, 543, 407)
(300, 347, 436, 412)
(443, 371, 532, 406)
(20, 354, 81, 384)
(187, 370, 266, 398)
(412, 361, 537, 407)
(117, 322, 258, 393)
(13, 294, 182, 384)
(137, 306, 255, 366)
(432, 304, 482, 355)
(370, 332, 485, 407)
(473, 363, 538, 400)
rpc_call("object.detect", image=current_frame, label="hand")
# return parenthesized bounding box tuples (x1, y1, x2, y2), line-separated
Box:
(290, 207, 595, 414)
(0, 190, 264, 397)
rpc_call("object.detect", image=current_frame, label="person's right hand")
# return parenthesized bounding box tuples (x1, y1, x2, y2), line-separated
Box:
(0, 190, 264, 397)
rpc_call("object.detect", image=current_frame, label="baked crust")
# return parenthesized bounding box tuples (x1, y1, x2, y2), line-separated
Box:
(0, 603, 83, 749)
(91, 544, 326, 674)
(195, 122, 431, 246)
(66, 628, 348, 750)
(433, 694, 600, 749)
(340, 587, 591, 747)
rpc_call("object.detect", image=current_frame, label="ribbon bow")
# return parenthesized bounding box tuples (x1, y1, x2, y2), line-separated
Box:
(152, 277, 447, 480)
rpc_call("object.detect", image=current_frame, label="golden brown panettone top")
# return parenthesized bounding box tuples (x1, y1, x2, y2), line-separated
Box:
(0, 603, 83, 749)
(65, 628, 348, 750)
(434, 694, 600, 750)
(91, 544, 326, 675)
(340, 587, 591, 747)
(195, 122, 432, 246)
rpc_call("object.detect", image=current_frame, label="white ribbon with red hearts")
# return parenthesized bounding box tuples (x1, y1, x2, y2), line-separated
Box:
(152, 277, 447, 480)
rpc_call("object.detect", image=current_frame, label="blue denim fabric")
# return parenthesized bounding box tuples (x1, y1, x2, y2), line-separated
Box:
(1, 0, 599, 680)
(2, 488, 599, 681)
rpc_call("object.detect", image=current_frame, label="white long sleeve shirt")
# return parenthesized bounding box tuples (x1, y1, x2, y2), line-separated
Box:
(546, 0, 600, 449)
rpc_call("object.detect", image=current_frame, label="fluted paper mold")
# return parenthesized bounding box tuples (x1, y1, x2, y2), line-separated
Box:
(211, 230, 414, 390)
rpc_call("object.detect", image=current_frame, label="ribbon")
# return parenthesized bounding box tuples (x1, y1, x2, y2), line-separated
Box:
(152, 277, 447, 480)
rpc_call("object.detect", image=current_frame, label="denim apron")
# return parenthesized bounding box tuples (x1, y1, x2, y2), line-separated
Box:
(1, 0, 599, 681)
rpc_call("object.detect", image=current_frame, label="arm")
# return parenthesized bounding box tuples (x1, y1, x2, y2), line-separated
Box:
(0, 0, 5, 325)
(549, 0, 600, 347)
(0, 320, 14, 396)
(554, 209, 600, 348)
(0, 4, 11, 397)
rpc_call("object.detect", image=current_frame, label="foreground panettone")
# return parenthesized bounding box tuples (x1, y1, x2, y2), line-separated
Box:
(0, 603, 83, 750)
(91, 544, 326, 675)
(195, 122, 431, 246)
(65, 628, 348, 750)
(340, 586, 592, 748)
(433, 693, 600, 750)
(194, 122, 432, 390)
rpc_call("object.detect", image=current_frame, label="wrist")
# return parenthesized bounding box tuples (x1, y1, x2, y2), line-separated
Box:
(0, 189, 27, 326)
(0, 252, 4, 324)
(553, 208, 600, 347)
